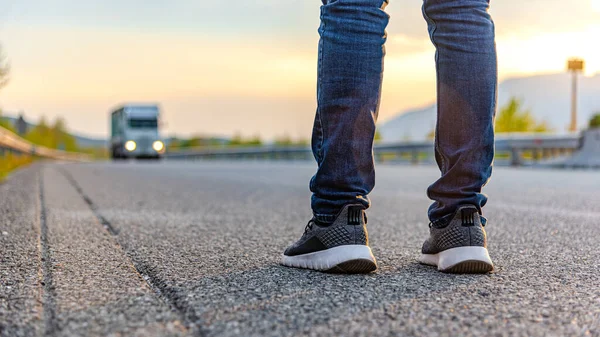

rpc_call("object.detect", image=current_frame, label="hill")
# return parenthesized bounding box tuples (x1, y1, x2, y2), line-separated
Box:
(379, 73, 600, 142)
(0, 114, 107, 148)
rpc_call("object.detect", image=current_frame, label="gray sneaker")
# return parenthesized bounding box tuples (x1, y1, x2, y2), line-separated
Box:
(281, 204, 377, 273)
(419, 205, 494, 273)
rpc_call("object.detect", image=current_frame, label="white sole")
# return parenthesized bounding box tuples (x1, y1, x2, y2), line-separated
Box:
(419, 246, 494, 273)
(281, 245, 377, 273)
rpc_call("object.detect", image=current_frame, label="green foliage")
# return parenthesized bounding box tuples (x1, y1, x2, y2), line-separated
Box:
(246, 135, 262, 146)
(0, 153, 33, 181)
(227, 132, 261, 146)
(374, 130, 383, 144)
(229, 132, 243, 146)
(589, 113, 600, 129)
(274, 134, 292, 146)
(274, 134, 309, 147)
(0, 110, 17, 133)
(0, 119, 15, 132)
(426, 128, 435, 140)
(24, 116, 78, 151)
(167, 136, 228, 150)
(167, 138, 181, 149)
(495, 98, 551, 133)
(168, 132, 267, 151)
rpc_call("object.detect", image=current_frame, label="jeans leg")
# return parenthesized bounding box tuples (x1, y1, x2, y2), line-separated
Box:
(310, 0, 390, 223)
(422, 0, 498, 223)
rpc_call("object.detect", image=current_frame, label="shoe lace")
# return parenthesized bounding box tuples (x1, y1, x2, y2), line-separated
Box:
(304, 219, 316, 234)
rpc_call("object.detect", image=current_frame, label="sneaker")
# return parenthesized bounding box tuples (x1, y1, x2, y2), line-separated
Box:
(419, 205, 494, 273)
(281, 204, 377, 273)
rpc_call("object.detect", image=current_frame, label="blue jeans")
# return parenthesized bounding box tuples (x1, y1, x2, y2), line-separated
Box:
(310, 0, 497, 224)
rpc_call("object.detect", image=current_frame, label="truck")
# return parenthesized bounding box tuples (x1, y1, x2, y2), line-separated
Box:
(110, 104, 164, 160)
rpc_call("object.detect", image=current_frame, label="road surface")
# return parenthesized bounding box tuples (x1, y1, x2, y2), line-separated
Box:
(1, 161, 599, 337)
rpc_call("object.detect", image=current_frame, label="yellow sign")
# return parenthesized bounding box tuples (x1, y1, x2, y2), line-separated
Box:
(568, 59, 585, 72)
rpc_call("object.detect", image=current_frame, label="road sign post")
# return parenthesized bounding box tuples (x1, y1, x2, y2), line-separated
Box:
(567, 58, 585, 132)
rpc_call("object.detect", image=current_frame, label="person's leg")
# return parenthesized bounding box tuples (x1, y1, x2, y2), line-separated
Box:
(419, 0, 497, 273)
(422, 0, 497, 225)
(281, 0, 389, 273)
(310, 0, 390, 223)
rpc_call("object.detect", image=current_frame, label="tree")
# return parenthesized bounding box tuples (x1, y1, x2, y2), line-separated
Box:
(0, 45, 9, 90)
(274, 134, 293, 146)
(50, 117, 78, 151)
(426, 128, 435, 140)
(295, 138, 309, 146)
(167, 138, 181, 150)
(495, 98, 550, 133)
(229, 132, 243, 146)
(247, 134, 262, 146)
(589, 113, 600, 129)
(274, 134, 309, 147)
(374, 130, 383, 144)
(0, 110, 17, 133)
(25, 116, 51, 147)
(24, 116, 78, 151)
(0, 45, 12, 132)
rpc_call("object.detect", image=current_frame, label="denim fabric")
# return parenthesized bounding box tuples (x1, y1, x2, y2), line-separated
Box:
(310, 0, 497, 224)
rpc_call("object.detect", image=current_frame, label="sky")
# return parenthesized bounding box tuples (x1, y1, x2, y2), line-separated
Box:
(0, 0, 599, 140)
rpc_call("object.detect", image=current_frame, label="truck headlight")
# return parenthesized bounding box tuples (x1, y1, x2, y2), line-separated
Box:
(152, 141, 165, 152)
(125, 140, 137, 152)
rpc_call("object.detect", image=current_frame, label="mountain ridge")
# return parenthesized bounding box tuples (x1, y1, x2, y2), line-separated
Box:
(0, 114, 107, 148)
(379, 73, 600, 142)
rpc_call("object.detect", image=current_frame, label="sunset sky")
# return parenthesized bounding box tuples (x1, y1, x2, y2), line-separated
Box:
(0, 0, 599, 140)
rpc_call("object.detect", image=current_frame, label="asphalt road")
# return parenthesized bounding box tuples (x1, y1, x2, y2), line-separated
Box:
(1, 161, 599, 337)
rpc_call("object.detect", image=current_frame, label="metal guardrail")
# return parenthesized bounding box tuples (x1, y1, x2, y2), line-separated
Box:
(165, 133, 582, 166)
(0, 126, 90, 162)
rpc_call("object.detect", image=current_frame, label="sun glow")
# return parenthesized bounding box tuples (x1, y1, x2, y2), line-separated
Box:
(497, 25, 600, 77)
(593, 0, 600, 12)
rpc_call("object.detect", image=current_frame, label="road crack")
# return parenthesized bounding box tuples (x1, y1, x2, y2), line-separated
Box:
(58, 167, 206, 337)
(39, 170, 58, 337)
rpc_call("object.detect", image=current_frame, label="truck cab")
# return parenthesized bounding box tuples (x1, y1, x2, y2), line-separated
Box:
(110, 105, 164, 159)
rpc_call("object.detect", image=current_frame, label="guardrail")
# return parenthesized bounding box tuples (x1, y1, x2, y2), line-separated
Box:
(0, 126, 90, 162)
(165, 133, 583, 167)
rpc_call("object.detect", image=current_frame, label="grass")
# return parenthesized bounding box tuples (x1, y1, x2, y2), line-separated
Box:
(0, 153, 34, 182)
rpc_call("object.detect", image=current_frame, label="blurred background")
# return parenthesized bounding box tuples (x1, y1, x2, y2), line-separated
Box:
(0, 0, 599, 166)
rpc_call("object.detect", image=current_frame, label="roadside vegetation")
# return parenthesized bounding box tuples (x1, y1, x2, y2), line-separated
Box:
(0, 45, 105, 180)
(273, 134, 309, 147)
(426, 97, 551, 140)
(589, 113, 600, 129)
(0, 44, 29, 181)
(421, 97, 551, 161)
(0, 153, 33, 181)
(22, 117, 78, 151)
(168, 136, 229, 149)
(495, 98, 551, 133)
(168, 132, 310, 152)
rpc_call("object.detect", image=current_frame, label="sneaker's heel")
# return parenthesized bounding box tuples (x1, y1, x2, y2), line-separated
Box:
(438, 246, 494, 273)
(281, 245, 377, 274)
(327, 258, 377, 274)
